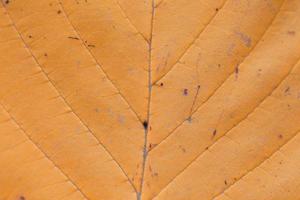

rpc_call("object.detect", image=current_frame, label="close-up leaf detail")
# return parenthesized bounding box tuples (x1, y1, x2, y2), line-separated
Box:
(0, 0, 300, 200)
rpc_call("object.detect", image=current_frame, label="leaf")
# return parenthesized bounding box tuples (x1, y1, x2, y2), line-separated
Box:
(0, 0, 300, 200)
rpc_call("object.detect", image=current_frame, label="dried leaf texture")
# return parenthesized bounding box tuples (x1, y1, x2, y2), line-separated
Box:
(0, 0, 300, 200)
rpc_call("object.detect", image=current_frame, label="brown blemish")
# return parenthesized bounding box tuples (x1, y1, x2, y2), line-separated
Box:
(57, 10, 62, 14)
(148, 143, 157, 149)
(287, 30, 296, 36)
(278, 134, 283, 139)
(160, 82, 164, 87)
(235, 65, 239, 79)
(19, 196, 26, 200)
(284, 86, 290, 95)
(4, 0, 9, 4)
(179, 145, 186, 153)
(183, 88, 188, 96)
(68, 36, 79, 40)
(44, 53, 48, 57)
(28, 35, 32, 39)
(215, 8, 219, 12)
(143, 121, 148, 130)
(212, 129, 217, 137)
(88, 44, 95, 48)
(224, 180, 228, 185)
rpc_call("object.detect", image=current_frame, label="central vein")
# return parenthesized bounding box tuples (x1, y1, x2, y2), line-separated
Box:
(137, 0, 155, 199)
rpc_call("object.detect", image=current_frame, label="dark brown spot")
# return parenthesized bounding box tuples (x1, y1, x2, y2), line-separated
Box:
(183, 88, 188, 96)
(28, 35, 32, 39)
(19, 196, 26, 200)
(160, 82, 164, 87)
(4, 0, 9, 4)
(285, 86, 290, 94)
(68, 36, 79, 40)
(224, 180, 227, 185)
(235, 66, 239, 75)
(278, 134, 283, 139)
(215, 8, 219, 12)
(143, 121, 148, 130)
(88, 44, 95, 48)
(44, 53, 48, 57)
(212, 129, 217, 137)
(149, 143, 157, 149)
(57, 10, 62, 14)
(187, 116, 192, 123)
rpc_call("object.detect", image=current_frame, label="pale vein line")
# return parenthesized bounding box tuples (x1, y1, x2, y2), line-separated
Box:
(137, 0, 155, 199)
(0, 103, 89, 200)
(115, 0, 149, 43)
(153, 50, 299, 199)
(2, 3, 137, 193)
(212, 130, 300, 200)
(149, 0, 285, 152)
(58, 0, 144, 124)
(153, 0, 228, 83)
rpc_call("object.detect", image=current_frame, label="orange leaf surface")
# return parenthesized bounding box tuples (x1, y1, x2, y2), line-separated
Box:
(1, 0, 300, 200)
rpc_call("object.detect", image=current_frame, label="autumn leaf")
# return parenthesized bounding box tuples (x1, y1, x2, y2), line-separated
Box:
(1, 0, 300, 200)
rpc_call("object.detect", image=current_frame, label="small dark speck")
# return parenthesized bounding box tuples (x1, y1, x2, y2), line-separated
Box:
(44, 53, 48, 57)
(148, 143, 157, 149)
(218, 64, 221, 68)
(215, 8, 219, 12)
(57, 10, 62, 14)
(143, 121, 148, 130)
(235, 66, 239, 74)
(224, 180, 228, 185)
(68, 36, 79, 40)
(213, 129, 217, 137)
(179, 145, 186, 153)
(28, 35, 32, 39)
(287, 30, 296, 36)
(160, 82, 164, 87)
(278, 134, 283, 139)
(4, 0, 9, 4)
(19, 196, 26, 200)
(183, 88, 188, 96)
(187, 116, 192, 123)
(88, 44, 96, 48)
(285, 86, 290, 94)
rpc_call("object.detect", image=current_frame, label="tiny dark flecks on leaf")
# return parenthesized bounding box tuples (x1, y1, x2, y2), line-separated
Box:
(68, 36, 79, 40)
(235, 65, 239, 79)
(57, 10, 62, 14)
(284, 86, 290, 95)
(212, 129, 217, 137)
(143, 121, 148, 130)
(19, 196, 26, 200)
(287, 30, 296, 36)
(183, 88, 188, 96)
